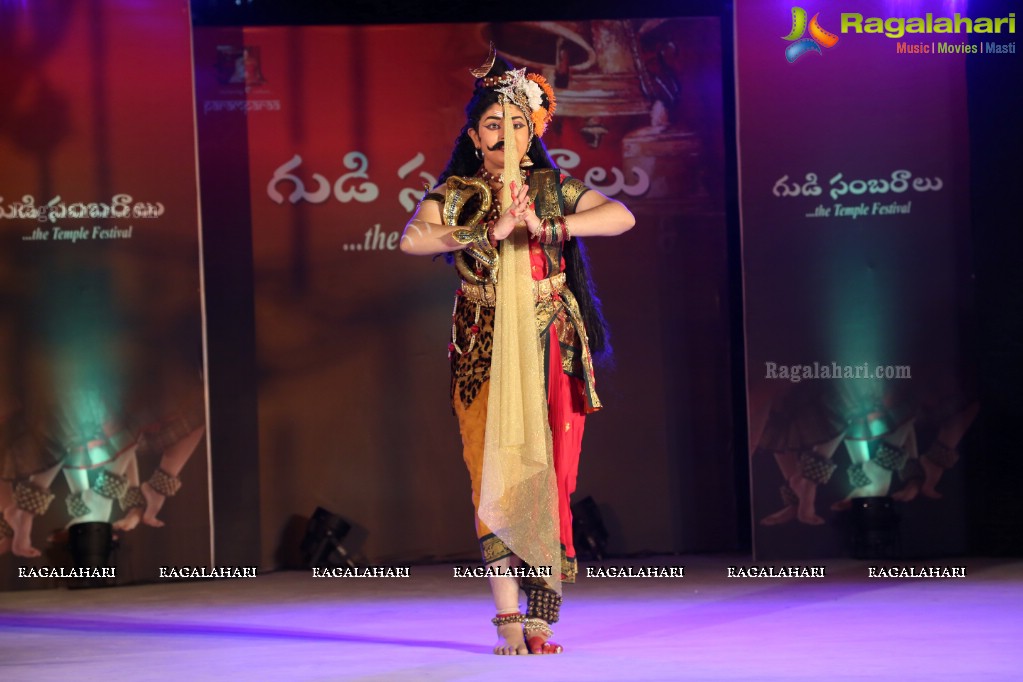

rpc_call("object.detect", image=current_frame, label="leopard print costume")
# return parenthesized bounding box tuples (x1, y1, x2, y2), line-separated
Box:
(450, 299, 495, 408)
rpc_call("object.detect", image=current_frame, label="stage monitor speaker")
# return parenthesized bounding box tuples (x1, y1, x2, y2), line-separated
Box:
(849, 496, 901, 560)
(300, 506, 356, 569)
(68, 521, 117, 589)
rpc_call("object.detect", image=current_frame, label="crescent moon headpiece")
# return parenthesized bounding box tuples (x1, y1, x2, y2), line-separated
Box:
(470, 43, 557, 138)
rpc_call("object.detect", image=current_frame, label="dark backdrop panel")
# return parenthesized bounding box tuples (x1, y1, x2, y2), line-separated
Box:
(966, 0, 1023, 555)
(737, 2, 978, 559)
(191, 17, 734, 567)
(192, 26, 263, 568)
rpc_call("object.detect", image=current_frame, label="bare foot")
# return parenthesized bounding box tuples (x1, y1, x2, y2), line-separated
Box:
(797, 509, 825, 525)
(523, 619, 563, 654)
(891, 480, 920, 502)
(48, 527, 70, 545)
(760, 505, 796, 526)
(141, 483, 167, 527)
(830, 497, 853, 512)
(525, 631, 563, 654)
(113, 508, 143, 532)
(494, 622, 528, 655)
(4, 505, 42, 558)
(0, 512, 12, 555)
(921, 457, 944, 499)
(792, 477, 825, 525)
(527, 638, 564, 654)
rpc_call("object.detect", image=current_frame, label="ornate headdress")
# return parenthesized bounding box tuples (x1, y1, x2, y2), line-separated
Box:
(471, 44, 557, 138)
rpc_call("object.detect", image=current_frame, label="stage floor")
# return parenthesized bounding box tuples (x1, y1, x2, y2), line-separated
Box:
(2, 555, 1021, 681)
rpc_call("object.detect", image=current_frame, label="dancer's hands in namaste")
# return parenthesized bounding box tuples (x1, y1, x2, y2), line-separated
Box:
(490, 181, 538, 242)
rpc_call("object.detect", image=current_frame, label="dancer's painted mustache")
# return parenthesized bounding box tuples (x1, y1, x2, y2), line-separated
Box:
(486, 141, 504, 151)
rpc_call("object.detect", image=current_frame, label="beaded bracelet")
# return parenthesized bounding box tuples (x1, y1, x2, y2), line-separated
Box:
(492, 612, 527, 626)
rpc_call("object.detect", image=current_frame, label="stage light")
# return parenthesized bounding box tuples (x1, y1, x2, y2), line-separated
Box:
(67, 521, 117, 589)
(849, 496, 901, 560)
(571, 496, 609, 561)
(300, 507, 356, 569)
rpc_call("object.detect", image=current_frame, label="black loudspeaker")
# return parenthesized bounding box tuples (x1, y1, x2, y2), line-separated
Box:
(68, 521, 116, 588)
(300, 507, 356, 569)
(850, 496, 902, 560)
(571, 496, 609, 560)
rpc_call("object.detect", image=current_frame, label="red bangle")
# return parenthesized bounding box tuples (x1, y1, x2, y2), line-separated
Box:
(538, 216, 569, 244)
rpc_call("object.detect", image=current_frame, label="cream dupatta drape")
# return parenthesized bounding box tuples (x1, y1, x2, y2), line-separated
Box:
(477, 101, 561, 594)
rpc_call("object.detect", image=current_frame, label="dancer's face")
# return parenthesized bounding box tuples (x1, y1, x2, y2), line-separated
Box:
(468, 102, 531, 174)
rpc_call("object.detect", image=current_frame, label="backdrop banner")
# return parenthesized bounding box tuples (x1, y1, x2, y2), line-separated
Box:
(1, 0, 211, 589)
(736, 2, 981, 559)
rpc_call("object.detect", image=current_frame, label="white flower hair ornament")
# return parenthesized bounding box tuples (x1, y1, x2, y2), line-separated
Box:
(482, 66, 557, 138)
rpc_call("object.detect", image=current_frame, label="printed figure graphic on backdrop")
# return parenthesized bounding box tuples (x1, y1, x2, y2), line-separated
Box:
(489, 19, 715, 205)
(1, 268, 206, 559)
(1, 395, 205, 559)
(756, 382, 848, 526)
(215, 45, 265, 89)
(826, 383, 976, 510)
(757, 378, 978, 528)
(828, 382, 919, 511)
(113, 403, 206, 531)
(0, 406, 63, 557)
(828, 383, 977, 510)
(400, 46, 634, 655)
(890, 393, 978, 503)
(758, 381, 918, 524)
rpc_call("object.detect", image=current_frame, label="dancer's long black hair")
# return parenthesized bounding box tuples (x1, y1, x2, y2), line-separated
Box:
(438, 58, 612, 363)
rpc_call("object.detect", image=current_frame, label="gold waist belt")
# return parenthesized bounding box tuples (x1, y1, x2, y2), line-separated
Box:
(461, 272, 567, 307)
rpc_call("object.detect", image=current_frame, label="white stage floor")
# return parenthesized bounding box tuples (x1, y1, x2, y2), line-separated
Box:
(2, 555, 1021, 681)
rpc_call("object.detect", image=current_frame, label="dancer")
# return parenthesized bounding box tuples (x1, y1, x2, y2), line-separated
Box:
(400, 47, 634, 655)
(756, 383, 846, 526)
(1, 406, 62, 558)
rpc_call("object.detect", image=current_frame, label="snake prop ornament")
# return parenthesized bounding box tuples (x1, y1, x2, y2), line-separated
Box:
(442, 176, 498, 284)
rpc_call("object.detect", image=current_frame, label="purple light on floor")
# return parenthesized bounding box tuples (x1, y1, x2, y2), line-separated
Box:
(2, 564, 1021, 678)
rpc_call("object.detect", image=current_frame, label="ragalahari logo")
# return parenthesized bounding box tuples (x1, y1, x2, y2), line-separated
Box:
(783, 7, 840, 62)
